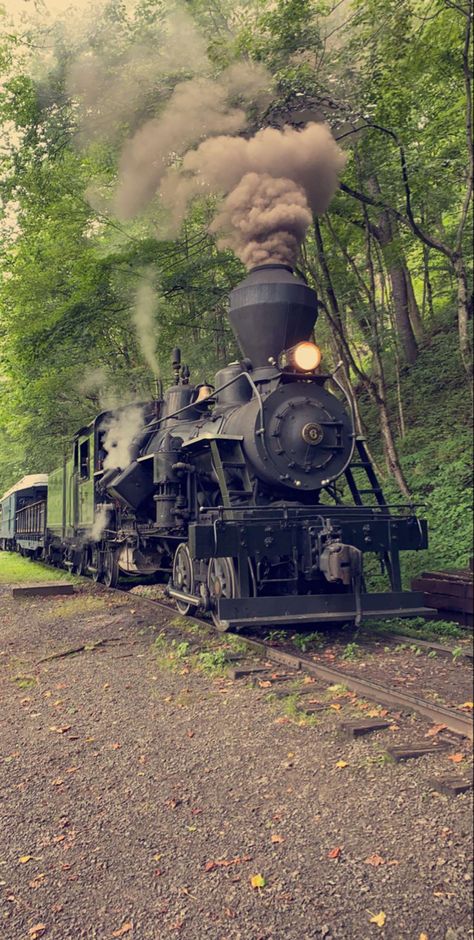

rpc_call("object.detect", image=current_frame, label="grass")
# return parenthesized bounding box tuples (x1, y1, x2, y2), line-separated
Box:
(48, 595, 109, 618)
(365, 616, 463, 642)
(0, 551, 78, 585)
(152, 628, 240, 678)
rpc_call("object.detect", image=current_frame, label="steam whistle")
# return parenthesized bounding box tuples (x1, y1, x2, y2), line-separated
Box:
(181, 365, 190, 385)
(172, 347, 181, 384)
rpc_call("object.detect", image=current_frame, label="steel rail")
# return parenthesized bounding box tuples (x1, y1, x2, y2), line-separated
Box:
(111, 588, 474, 741)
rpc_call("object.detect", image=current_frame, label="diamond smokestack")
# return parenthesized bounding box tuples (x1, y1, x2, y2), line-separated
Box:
(228, 264, 318, 370)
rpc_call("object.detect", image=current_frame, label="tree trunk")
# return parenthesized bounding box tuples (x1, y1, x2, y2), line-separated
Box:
(373, 355, 411, 500)
(312, 220, 367, 438)
(422, 244, 434, 321)
(366, 175, 418, 364)
(403, 264, 424, 342)
(454, 255, 473, 379)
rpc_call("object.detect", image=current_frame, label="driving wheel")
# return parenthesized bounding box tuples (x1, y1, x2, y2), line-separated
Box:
(172, 544, 197, 616)
(207, 557, 238, 632)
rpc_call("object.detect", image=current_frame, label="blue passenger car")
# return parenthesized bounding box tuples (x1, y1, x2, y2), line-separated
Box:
(0, 475, 48, 555)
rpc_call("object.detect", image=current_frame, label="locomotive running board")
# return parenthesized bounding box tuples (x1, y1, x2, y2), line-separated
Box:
(217, 591, 434, 630)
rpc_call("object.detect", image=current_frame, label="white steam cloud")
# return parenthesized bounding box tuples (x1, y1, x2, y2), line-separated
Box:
(101, 404, 144, 471)
(131, 276, 160, 378)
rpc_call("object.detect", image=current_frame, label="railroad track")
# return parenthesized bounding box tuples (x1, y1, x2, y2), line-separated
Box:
(114, 585, 474, 742)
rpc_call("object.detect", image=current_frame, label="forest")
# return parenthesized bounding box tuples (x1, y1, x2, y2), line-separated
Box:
(0, 0, 472, 578)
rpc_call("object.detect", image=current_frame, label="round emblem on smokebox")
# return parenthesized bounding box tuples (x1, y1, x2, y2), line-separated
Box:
(301, 422, 324, 445)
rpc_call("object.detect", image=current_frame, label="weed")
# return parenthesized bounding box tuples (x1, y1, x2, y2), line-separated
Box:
(174, 641, 190, 660)
(342, 642, 360, 661)
(427, 650, 437, 659)
(394, 643, 408, 653)
(451, 646, 464, 664)
(267, 630, 287, 644)
(196, 649, 228, 676)
(410, 644, 423, 656)
(13, 674, 36, 689)
(280, 693, 318, 727)
(292, 631, 325, 652)
(224, 635, 248, 654)
(327, 683, 349, 694)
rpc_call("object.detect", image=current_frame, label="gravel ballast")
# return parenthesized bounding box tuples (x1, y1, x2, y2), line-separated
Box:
(0, 581, 472, 940)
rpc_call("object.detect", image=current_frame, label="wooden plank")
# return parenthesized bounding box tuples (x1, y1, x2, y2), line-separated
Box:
(421, 568, 473, 582)
(228, 665, 270, 680)
(412, 577, 469, 600)
(12, 582, 75, 598)
(341, 719, 392, 737)
(387, 742, 448, 762)
(423, 592, 473, 614)
(428, 776, 473, 797)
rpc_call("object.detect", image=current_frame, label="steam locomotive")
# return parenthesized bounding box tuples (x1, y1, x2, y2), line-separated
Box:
(0, 264, 431, 630)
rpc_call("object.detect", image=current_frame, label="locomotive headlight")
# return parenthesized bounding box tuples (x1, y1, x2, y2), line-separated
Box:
(279, 341, 322, 372)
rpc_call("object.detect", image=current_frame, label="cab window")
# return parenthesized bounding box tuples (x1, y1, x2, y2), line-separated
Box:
(79, 439, 90, 480)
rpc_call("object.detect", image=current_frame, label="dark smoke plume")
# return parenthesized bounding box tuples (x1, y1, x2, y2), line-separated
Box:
(160, 122, 346, 268)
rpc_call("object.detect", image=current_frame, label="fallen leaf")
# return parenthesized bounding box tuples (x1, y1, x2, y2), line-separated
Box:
(111, 743, 122, 750)
(51, 779, 64, 787)
(258, 680, 272, 688)
(335, 760, 348, 769)
(459, 701, 473, 709)
(368, 910, 386, 927)
(327, 847, 341, 859)
(29, 874, 46, 889)
(364, 854, 385, 866)
(29, 924, 47, 939)
(250, 874, 266, 889)
(48, 725, 71, 734)
(447, 753, 464, 763)
(302, 676, 315, 684)
(366, 709, 382, 718)
(419, 933, 429, 940)
(205, 855, 251, 872)
(152, 854, 162, 862)
(330, 703, 342, 711)
(271, 834, 284, 844)
(112, 924, 133, 937)
(186, 730, 195, 738)
(19, 855, 33, 864)
(426, 723, 447, 737)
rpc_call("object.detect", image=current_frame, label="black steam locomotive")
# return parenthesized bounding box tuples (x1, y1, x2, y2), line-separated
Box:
(87, 263, 428, 629)
(2, 264, 430, 631)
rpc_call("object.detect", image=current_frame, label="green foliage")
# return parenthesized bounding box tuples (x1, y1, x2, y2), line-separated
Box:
(0, 551, 77, 584)
(291, 631, 325, 652)
(341, 642, 361, 662)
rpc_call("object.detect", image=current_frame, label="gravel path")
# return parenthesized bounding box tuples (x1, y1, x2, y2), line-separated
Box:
(0, 582, 472, 940)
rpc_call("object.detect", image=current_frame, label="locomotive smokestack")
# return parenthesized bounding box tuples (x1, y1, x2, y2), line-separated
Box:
(228, 263, 318, 370)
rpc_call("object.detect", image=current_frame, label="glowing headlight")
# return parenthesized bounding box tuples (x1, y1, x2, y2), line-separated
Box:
(279, 341, 322, 372)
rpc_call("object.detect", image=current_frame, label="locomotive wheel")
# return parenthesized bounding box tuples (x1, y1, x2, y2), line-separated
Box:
(207, 557, 238, 632)
(103, 548, 119, 588)
(172, 544, 197, 616)
(90, 546, 102, 583)
(72, 549, 87, 577)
